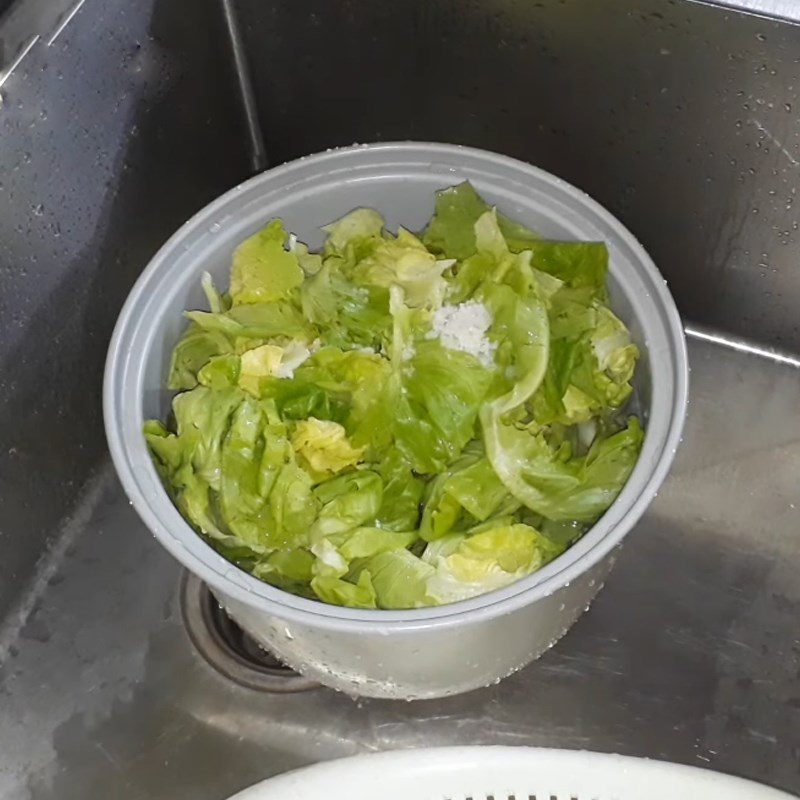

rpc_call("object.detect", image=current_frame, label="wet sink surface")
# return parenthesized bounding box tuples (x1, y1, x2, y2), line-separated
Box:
(1, 335, 799, 800)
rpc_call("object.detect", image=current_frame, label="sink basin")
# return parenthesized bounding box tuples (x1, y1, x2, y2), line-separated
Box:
(1, 0, 799, 796)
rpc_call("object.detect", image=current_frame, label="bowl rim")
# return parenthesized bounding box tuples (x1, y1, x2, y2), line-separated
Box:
(104, 141, 689, 631)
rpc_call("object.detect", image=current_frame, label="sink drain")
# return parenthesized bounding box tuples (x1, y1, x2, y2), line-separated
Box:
(180, 571, 318, 693)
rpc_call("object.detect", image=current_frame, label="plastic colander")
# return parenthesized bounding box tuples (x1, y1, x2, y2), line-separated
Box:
(227, 747, 796, 800)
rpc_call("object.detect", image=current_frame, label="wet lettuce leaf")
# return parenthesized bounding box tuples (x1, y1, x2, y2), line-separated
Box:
(230, 220, 304, 305)
(423, 181, 538, 259)
(423, 523, 563, 604)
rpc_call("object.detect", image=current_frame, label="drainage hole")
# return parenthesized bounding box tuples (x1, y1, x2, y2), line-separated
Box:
(180, 571, 318, 693)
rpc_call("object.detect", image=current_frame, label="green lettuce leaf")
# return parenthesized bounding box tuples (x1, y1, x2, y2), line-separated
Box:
(197, 354, 240, 390)
(289, 236, 323, 276)
(143, 420, 183, 477)
(481, 417, 643, 522)
(230, 220, 304, 305)
(168, 326, 233, 390)
(301, 264, 392, 349)
(260, 548, 314, 581)
(532, 289, 639, 425)
(335, 527, 416, 560)
(286, 347, 393, 456)
(441, 457, 512, 522)
(406, 340, 494, 452)
(310, 470, 383, 538)
(217, 396, 271, 547)
(171, 386, 243, 491)
(322, 208, 384, 260)
(145, 387, 282, 553)
(353, 228, 453, 309)
(201, 271, 227, 313)
(384, 288, 495, 474)
(528, 240, 608, 291)
(291, 417, 365, 479)
(423, 523, 561, 604)
(418, 452, 477, 542)
(186, 300, 310, 341)
(267, 461, 319, 547)
(374, 451, 425, 531)
(591, 304, 639, 386)
(418, 449, 516, 542)
(423, 182, 538, 259)
(311, 571, 377, 609)
(362, 549, 435, 609)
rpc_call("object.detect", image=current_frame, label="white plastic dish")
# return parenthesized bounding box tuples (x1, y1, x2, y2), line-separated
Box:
(104, 142, 688, 698)
(227, 746, 796, 800)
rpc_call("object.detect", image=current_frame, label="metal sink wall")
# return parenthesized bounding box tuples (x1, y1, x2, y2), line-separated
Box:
(246, 0, 800, 348)
(1, 1, 799, 798)
(0, 0, 250, 621)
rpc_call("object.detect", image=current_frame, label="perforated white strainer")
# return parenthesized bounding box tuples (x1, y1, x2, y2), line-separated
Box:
(228, 746, 795, 800)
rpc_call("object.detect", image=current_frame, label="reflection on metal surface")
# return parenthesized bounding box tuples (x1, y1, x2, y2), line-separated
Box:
(220, 0, 268, 172)
(181, 571, 319, 694)
(685, 323, 800, 368)
(749, 118, 800, 168)
(0, 469, 111, 663)
(0, 32, 37, 87)
(692, 0, 800, 23)
(45, 0, 86, 46)
(0, 0, 87, 78)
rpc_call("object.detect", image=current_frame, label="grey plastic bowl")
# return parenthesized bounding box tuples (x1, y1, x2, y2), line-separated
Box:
(104, 142, 688, 699)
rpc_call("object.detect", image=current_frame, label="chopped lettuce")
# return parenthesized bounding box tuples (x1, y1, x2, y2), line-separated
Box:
(354, 228, 453, 309)
(362, 549, 435, 609)
(322, 208, 384, 257)
(301, 265, 392, 349)
(146, 182, 644, 609)
(481, 416, 644, 522)
(423, 523, 563, 604)
(374, 451, 425, 531)
(230, 220, 304, 305)
(423, 182, 538, 259)
(186, 300, 310, 341)
(310, 470, 383, 537)
(291, 418, 365, 478)
(532, 290, 639, 426)
(311, 571, 377, 609)
(266, 461, 319, 547)
(168, 326, 232, 390)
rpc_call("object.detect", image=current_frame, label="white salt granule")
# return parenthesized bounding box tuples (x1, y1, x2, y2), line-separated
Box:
(430, 301, 495, 368)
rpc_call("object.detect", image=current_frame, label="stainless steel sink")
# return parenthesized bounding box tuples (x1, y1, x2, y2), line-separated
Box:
(1, 0, 799, 797)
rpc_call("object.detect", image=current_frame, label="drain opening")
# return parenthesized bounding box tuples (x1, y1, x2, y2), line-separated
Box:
(180, 571, 318, 693)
